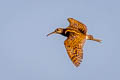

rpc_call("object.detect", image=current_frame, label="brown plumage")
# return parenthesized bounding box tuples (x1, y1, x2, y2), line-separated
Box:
(47, 18, 101, 67)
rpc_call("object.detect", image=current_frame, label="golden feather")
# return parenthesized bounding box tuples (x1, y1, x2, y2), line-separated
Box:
(64, 18, 87, 67)
(47, 18, 101, 67)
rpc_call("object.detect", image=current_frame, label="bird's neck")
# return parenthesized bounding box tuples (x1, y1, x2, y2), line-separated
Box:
(61, 29, 69, 37)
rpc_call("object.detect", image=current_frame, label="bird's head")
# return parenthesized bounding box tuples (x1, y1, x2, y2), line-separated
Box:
(47, 28, 64, 36)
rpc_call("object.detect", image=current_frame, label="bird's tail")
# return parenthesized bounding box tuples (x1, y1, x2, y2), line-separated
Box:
(86, 35, 102, 43)
(92, 38, 102, 42)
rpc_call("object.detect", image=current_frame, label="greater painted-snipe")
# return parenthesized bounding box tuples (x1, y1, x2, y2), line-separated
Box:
(47, 18, 101, 67)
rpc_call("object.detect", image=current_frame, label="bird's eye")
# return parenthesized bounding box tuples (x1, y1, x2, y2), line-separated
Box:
(56, 29, 60, 31)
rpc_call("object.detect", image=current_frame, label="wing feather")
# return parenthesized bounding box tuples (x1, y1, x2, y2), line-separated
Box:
(67, 18, 87, 34)
(64, 33, 86, 67)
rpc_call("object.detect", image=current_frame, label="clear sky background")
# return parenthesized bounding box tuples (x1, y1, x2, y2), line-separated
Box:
(0, 0, 120, 80)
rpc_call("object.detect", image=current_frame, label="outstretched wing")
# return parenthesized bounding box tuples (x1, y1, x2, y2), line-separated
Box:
(67, 18, 87, 34)
(64, 32, 86, 67)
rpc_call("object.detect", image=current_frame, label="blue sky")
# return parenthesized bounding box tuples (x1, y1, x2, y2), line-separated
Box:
(0, 0, 120, 80)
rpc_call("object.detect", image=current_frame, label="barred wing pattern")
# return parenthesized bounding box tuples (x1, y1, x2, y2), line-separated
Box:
(64, 33, 86, 67)
(67, 18, 87, 34)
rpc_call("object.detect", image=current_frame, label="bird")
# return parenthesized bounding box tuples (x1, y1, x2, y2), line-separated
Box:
(47, 18, 101, 67)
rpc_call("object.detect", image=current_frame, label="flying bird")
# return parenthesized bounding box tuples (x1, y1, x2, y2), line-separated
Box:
(47, 18, 101, 67)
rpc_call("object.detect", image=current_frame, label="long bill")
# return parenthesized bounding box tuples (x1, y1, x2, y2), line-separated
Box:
(47, 31, 56, 36)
